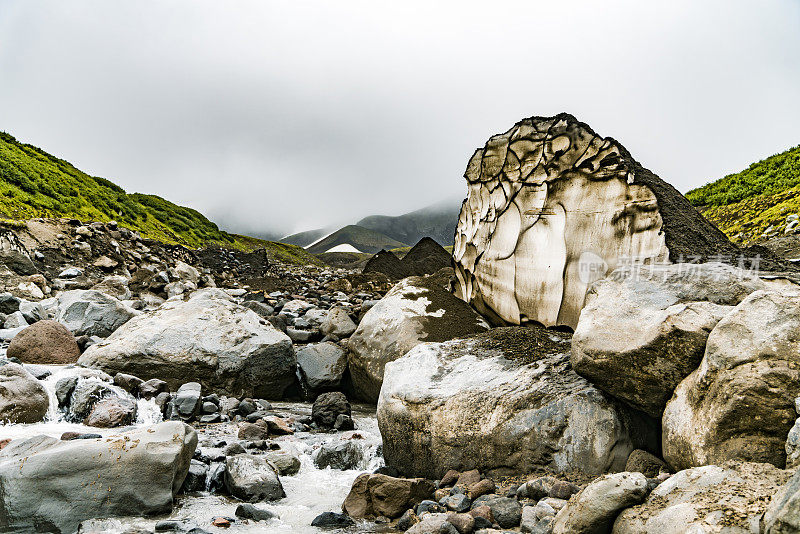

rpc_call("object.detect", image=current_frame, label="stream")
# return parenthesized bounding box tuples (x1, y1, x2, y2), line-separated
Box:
(0, 356, 386, 534)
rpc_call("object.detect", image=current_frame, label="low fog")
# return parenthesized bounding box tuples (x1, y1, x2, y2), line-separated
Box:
(1, 0, 798, 236)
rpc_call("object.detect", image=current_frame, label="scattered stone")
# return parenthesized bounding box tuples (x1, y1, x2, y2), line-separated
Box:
(224, 454, 285, 502)
(235, 503, 276, 522)
(312, 391, 351, 429)
(311, 511, 355, 528)
(551, 472, 647, 533)
(0, 363, 49, 424)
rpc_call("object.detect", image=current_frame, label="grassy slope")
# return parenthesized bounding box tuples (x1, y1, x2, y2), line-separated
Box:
(0, 131, 319, 264)
(686, 145, 800, 242)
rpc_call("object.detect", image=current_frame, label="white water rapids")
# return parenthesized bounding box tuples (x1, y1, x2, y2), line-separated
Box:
(0, 359, 386, 533)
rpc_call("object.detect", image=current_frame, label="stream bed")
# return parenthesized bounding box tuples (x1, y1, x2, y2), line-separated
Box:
(0, 359, 387, 534)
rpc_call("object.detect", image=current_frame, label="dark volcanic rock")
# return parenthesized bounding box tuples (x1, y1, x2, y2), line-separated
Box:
(402, 237, 452, 276)
(363, 249, 408, 279)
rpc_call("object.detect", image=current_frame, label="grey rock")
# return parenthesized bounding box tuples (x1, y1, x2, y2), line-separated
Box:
(0, 422, 197, 534)
(55, 289, 137, 337)
(378, 327, 657, 479)
(348, 275, 489, 403)
(296, 341, 348, 390)
(764, 466, 800, 533)
(78, 289, 296, 399)
(319, 306, 357, 338)
(263, 450, 301, 476)
(182, 459, 209, 493)
(552, 472, 648, 534)
(0, 363, 49, 424)
(314, 440, 363, 470)
(613, 461, 789, 533)
(312, 391, 351, 428)
(663, 290, 800, 470)
(224, 454, 285, 502)
(174, 382, 202, 421)
(235, 503, 276, 522)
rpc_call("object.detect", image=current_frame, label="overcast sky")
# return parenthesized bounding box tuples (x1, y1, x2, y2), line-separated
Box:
(1, 1, 799, 236)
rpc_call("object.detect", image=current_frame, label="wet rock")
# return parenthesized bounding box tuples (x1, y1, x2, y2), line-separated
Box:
(78, 289, 296, 399)
(84, 396, 137, 427)
(314, 441, 363, 470)
(378, 327, 657, 478)
(55, 375, 79, 407)
(0, 363, 49, 424)
(139, 378, 169, 399)
(174, 382, 202, 421)
(397, 509, 420, 531)
(296, 342, 348, 390)
(235, 503, 276, 522)
(311, 511, 355, 528)
(334, 414, 355, 431)
(312, 391, 351, 429)
(55, 289, 137, 337)
(69, 381, 115, 421)
(238, 421, 269, 441)
(663, 290, 800, 470)
(552, 472, 647, 534)
(348, 273, 489, 402)
(182, 459, 209, 493)
(264, 415, 294, 435)
(114, 372, 144, 396)
(343, 473, 435, 519)
(0, 421, 197, 534)
(224, 454, 285, 502)
(263, 450, 301, 476)
(613, 461, 789, 533)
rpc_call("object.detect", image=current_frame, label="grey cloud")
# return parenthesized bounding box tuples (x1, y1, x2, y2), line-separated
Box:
(1, 0, 798, 236)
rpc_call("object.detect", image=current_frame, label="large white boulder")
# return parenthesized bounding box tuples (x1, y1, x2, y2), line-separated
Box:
(377, 327, 658, 479)
(55, 289, 137, 337)
(348, 273, 489, 402)
(571, 262, 780, 417)
(78, 289, 296, 398)
(452, 113, 740, 330)
(0, 421, 197, 534)
(663, 290, 800, 470)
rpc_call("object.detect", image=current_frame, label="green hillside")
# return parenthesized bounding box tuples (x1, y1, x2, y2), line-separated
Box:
(0, 131, 319, 264)
(687, 145, 800, 243)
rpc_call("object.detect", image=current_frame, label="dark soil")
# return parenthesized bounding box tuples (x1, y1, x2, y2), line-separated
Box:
(464, 326, 572, 365)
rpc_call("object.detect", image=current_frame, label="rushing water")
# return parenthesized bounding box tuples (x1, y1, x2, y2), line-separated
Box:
(0, 362, 386, 534)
